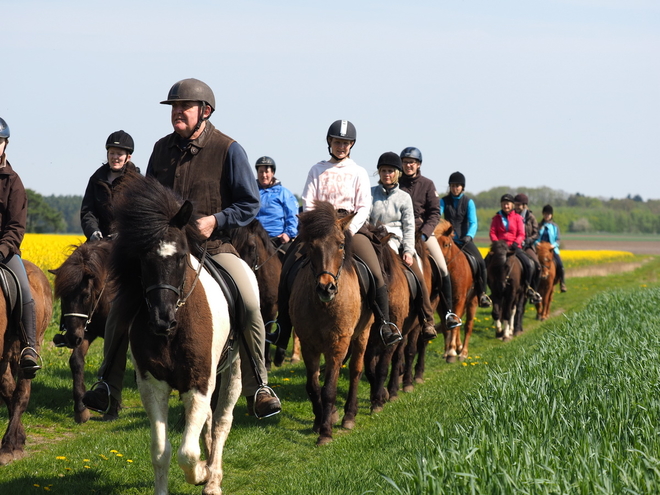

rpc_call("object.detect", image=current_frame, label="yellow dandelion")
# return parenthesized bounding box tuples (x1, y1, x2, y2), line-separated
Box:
(462, 362, 468, 366)
(471, 362, 477, 366)
(83, 459, 90, 462)
(65, 467, 72, 471)
(44, 488, 51, 491)
(127, 459, 133, 463)
(84, 465, 91, 469)
(34, 484, 40, 488)
(283, 378, 290, 381)
(56, 456, 67, 460)
(116, 453, 123, 457)
(110, 449, 118, 453)
(475, 356, 481, 359)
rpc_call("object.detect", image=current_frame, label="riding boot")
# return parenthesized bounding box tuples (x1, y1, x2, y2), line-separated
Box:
(478, 262, 492, 308)
(440, 275, 462, 330)
(558, 262, 567, 292)
(19, 300, 41, 379)
(268, 282, 293, 350)
(375, 285, 402, 346)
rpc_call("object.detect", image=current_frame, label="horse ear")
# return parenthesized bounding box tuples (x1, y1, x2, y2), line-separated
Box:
(48, 268, 58, 275)
(172, 200, 194, 229)
(338, 212, 356, 232)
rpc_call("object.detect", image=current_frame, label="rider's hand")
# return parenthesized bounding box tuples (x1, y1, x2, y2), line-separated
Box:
(278, 233, 290, 244)
(196, 215, 218, 239)
(460, 236, 472, 244)
(402, 252, 414, 267)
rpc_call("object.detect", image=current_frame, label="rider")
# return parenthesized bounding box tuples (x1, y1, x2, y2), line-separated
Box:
(513, 193, 541, 297)
(399, 147, 464, 335)
(0, 117, 41, 378)
(440, 172, 492, 308)
(83, 78, 281, 420)
(272, 120, 403, 350)
(80, 130, 139, 241)
(535, 204, 567, 292)
(369, 152, 446, 340)
(254, 156, 299, 254)
(489, 194, 542, 303)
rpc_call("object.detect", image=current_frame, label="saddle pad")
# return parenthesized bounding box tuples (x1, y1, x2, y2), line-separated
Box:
(403, 268, 419, 301)
(0, 264, 22, 328)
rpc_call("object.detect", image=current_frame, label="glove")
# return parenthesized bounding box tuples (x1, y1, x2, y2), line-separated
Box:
(90, 231, 103, 242)
(460, 236, 472, 244)
(511, 242, 519, 249)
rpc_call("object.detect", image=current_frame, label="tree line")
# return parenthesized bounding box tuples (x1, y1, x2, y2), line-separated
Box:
(25, 187, 660, 235)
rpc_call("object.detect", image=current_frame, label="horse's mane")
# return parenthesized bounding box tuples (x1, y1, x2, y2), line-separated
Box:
(298, 201, 354, 267)
(53, 241, 111, 299)
(434, 218, 453, 238)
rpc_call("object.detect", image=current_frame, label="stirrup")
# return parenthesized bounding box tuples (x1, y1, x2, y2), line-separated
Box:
(88, 380, 112, 414)
(264, 321, 280, 345)
(252, 386, 281, 420)
(379, 321, 403, 347)
(479, 293, 492, 308)
(445, 312, 462, 329)
(20, 346, 42, 372)
(53, 332, 68, 348)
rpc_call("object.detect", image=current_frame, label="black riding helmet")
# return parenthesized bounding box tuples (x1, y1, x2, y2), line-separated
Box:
(161, 78, 216, 139)
(105, 130, 134, 154)
(500, 194, 515, 204)
(376, 152, 403, 172)
(448, 171, 466, 187)
(400, 147, 423, 163)
(255, 156, 276, 173)
(326, 120, 356, 160)
(0, 117, 9, 140)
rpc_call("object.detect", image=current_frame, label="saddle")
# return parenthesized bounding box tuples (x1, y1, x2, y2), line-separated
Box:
(0, 263, 22, 331)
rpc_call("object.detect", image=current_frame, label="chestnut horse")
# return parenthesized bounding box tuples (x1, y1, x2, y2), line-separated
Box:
(110, 174, 241, 495)
(229, 220, 300, 368)
(535, 241, 559, 321)
(434, 219, 478, 362)
(289, 202, 374, 445)
(487, 240, 525, 340)
(363, 227, 417, 412)
(51, 240, 113, 423)
(0, 260, 52, 465)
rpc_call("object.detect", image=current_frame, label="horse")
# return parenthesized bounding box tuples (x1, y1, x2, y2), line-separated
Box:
(50, 240, 113, 423)
(110, 174, 242, 495)
(535, 241, 559, 321)
(363, 226, 417, 412)
(228, 219, 300, 368)
(0, 260, 52, 465)
(434, 219, 478, 362)
(486, 240, 526, 341)
(289, 202, 374, 445)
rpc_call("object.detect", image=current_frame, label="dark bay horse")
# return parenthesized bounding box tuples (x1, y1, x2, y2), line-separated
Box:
(0, 260, 52, 465)
(110, 174, 241, 495)
(229, 219, 300, 367)
(51, 240, 112, 423)
(434, 219, 478, 362)
(535, 241, 559, 321)
(363, 227, 417, 412)
(289, 202, 374, 445)
(487, 240, 525, 340)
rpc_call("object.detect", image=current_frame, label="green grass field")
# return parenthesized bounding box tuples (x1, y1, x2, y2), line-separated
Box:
(1, 258, 659, 494)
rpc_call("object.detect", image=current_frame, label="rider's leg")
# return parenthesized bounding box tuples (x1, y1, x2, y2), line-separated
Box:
(408, 257, 438, 340)
(525, 247, 541, 292)
(6, 255, 40, 378)
(353, 233, 401, 346)
(270, 237, 303, 349)
(424, 236, 461, 329)
(214, 252, 281, 418)
(462, 240, 492, 307)
(554, 251, 567, 292)
(515, 248, 542, 303)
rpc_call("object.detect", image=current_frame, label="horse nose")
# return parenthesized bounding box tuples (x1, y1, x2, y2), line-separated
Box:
(150, 318, 177, 337)
(316, 282, 337, 303)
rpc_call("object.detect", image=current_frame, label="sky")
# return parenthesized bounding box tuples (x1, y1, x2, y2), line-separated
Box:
(3, 0, 659, 201)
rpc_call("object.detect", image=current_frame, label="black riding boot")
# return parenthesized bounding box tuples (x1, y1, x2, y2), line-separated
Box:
(20, 300, 41, 378)
(478, 263, 492, 308)
(375, 285, 402, 346)
(268, 282, 293, 350)
(441, 275, 462, 329)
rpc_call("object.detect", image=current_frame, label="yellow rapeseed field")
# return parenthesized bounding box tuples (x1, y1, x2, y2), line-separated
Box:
(21, 233, 85, 273)
(478, 246, 633, 267)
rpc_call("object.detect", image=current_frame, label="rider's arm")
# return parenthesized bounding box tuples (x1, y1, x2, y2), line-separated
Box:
(466, 198, 478, 239)
(282, 188, 299, 239)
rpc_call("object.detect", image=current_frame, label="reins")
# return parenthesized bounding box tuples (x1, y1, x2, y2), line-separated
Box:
(62, 280, 107, 330)
(253, 241, 286, 272)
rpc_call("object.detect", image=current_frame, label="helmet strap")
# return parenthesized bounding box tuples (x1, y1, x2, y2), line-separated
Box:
(187, 102, 208, 140)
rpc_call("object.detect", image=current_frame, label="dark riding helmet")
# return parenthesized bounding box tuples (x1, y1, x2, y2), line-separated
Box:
(500, 194, 515, 204)
(514, 193, 529, 205)
(161, 78, 216, 113)
(542, 204, 554, 215)
(255, 156, 276, 173)
(0, 118, 9, 139)
(448, 171, 466, 187)
(376, 152, 403, 172)
(400, 147, 423, 163)
(105, 130, 134, 154)
(327, 120, 356, 143)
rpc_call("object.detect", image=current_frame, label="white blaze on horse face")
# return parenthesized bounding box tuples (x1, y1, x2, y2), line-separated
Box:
(158, 240, 178, 258)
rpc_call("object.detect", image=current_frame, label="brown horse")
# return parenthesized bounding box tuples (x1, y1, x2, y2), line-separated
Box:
(50, 240, 113, 423)
(363, 227, 417, 412)
(0, 260, 52, 465)
(487, 240, 525, 340)
(229, 219, 300, 368)
(289, 202, 374, 445)
(434, 219, 478, 362)
(535, 241, 559, 321)
(110, 174, 241, 494)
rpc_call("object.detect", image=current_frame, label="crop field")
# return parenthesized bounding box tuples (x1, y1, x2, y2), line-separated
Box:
(0, 234, 659, 494)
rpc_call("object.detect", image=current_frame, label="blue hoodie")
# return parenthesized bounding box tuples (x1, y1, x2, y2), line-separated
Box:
(255, 179, 299, 239)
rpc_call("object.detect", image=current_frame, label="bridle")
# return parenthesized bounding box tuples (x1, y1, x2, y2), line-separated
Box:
(61, 280, 107, 331)
(250, 234, 286, 272)
(311, 242, 346, 285)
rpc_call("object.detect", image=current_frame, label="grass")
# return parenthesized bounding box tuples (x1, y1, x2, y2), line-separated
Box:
(1, 257, 659, 494)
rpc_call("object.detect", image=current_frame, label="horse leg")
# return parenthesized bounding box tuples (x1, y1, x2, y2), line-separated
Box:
(458, 297, 477, 360)
(136, 373, 172, 495)
(318, 350, 342, 445)
(387, 337, 405, 399)
(0, 365, 31, 466)
(514, 296, 525, 336)
(413, 328, 428, 384)
(71, 338, 92, 424)
(291, 332, 302, 363)
(342, 331, 368, 432)
(203, 360, 243, 495)
(301, 348, 323, 435)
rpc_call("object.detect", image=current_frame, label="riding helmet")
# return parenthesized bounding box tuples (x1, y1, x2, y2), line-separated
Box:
(542, 204, 554, 215)
(0, 118, 9, 139)
(514, 193, 529, 205)
(500, 194, 515, 204)
(376, 152, 403, 172)
(400, 147, 423, 163)
(105, 130, 134, 154)
(255, 156, 276, 172)
(326, 120, 356, 143)
(161, 78, 216, 113)
(448, 171, 466, 187)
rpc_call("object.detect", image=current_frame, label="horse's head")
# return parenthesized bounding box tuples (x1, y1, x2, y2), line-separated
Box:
(536, 242, 554, 280)
(299, 201, 354, 303)
(52, 241, 111, 349)
(487, 240, 512, 293)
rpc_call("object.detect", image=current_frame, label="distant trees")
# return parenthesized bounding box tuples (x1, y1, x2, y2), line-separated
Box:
(44, 194, 82, 233)
(26, 189, 67, 233)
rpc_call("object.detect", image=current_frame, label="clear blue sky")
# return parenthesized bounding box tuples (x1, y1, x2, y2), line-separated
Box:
(3, 0, 659, 200)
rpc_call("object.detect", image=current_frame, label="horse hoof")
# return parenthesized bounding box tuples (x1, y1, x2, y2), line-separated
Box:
(403, 385, 414, 393)
(502, 336, 513, 342)
(414, 377, 424, 384)
(291, 356, 301, 364)
(371, 405, 384, 414)
(342, 419, 356, 430)
(316, 436, 333, 446)
(446, 355, 457, 364)
(389, 393, 399, 401)
(75, 408, 91, 424)
(0, 449, 23, 466)
(331, 408, 340, 425)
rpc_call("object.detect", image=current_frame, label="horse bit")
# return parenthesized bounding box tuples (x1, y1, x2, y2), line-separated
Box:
(61, 281, 107, 332)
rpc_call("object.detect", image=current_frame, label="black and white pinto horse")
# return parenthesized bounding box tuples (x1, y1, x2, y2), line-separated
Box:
(111, 173, 242, 495)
